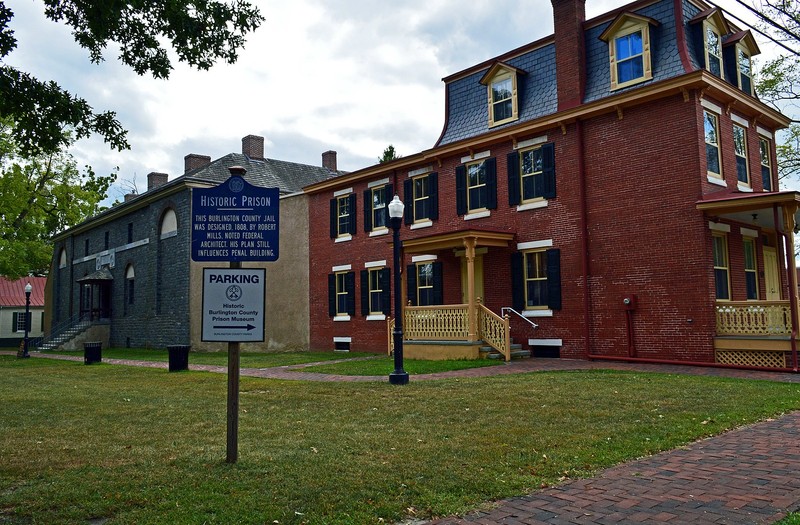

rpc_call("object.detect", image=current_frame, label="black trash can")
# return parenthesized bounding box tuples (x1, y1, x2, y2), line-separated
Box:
(84, 342, 102, 364)
(167, 345, 190, 372)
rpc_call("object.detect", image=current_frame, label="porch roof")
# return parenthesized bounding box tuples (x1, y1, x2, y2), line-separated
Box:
(696, 190, 800, 230)
(400, 229, 514, 254)
(76, 268, 114, 283)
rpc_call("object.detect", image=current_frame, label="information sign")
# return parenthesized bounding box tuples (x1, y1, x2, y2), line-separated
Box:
(202, 268, 265, 342)
(191, 175, 280, 262)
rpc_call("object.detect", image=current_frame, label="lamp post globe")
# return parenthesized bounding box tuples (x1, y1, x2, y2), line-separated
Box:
(388, 195, 409, 385)
(22, 282, 32, 358)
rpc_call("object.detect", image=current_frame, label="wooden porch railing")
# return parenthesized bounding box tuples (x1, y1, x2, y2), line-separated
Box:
(715, 301, 792, 336)
(478, 303, 511, 361)
(404, 304, 470, 340)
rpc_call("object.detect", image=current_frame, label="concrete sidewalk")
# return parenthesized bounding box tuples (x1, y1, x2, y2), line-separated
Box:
(6, 351, 800, 523)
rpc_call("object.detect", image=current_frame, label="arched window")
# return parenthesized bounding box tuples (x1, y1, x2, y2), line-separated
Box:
(125, 264, 135, 307)
(160, 208, 178, 239)
(58, 248, 67, 269)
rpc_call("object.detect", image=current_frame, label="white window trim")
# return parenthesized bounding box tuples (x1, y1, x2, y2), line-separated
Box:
(515, 136, 547, 150)
(517, 200, 548, 212)
(333, 315, 351, 322)
(707, 175, 726, 186)
(737, 184, 753, 192)
(410, 220, 433, 230)
(731, 113, 749, 127)
(365, 259, 387, 268)
(708, 221, 731, 233)
(333, 337, 352, 343)
(757, 126, 773, 139)
(369, 228, 389, 237)
(332, 264, 352, 272)
(412, 254, 437, 263)
(461, 151, 490, 164)
(366, 314, 386, 321)
(464, 210, 491, 221)
(517, 239, 553, 251)
(523, 309, 553, 318)
(529, 338, 563, 346)
(701, 99, 723, 114)
(335, 234, 352, 243)
(333, 187, 353, 198)
(408, 166, 432, 178)
(368, 178, 390, 189)
(740, 227, 758, 238)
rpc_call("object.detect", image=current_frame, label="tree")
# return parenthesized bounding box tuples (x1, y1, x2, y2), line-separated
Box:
(0, 0, 263, 157)
(0, 118, 116, 278)
(379, 145, 400, 163)
(746, 1, 800, 180)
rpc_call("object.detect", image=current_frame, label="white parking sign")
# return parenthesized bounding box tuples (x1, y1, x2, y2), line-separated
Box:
(202, 268, 265, 342)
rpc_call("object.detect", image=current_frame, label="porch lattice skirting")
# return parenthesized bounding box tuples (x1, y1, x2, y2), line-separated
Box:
(715, 349, 788, 369)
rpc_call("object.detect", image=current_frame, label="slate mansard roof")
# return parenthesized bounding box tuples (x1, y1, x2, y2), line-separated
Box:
(436, 0, 756, 147)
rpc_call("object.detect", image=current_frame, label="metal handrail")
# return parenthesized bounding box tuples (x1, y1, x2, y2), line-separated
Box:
(33, 313, 88, 349)
(501, 307, 539, 330)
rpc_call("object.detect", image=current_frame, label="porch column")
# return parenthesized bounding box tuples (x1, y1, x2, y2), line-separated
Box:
(782, 205, 799, 370)
(464, 237, 477, 341)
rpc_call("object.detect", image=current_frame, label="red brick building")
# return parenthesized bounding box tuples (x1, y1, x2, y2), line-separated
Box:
(305, 0, 798, 370)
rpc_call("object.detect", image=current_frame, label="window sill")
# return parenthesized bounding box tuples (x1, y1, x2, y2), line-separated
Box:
(464, 210, 490, 221)
(523, 309, 553, 318)
(410, 220, 433, 230)
(333, 315, 351, 322)
(366, 314, 386, 321)
(335, 234, 352, 243)
(737, 184, 753, 192)
(517, 200, 548, 212)
(369, 228, 389, 237)
(707, 175, 725, 187)
(489, 116, 518, 128)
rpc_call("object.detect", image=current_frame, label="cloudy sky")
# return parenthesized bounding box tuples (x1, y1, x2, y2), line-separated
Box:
(3, 0, 776, 202)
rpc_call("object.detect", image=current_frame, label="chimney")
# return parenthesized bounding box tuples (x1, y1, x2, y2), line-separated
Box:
(242, 135, 264, 160)
(322, 150, 337, 171)
(184, 154, 212, 173)
(124, 193, 137, 202)
(147, 172, 168, 191)
(551, 0, 586, 111)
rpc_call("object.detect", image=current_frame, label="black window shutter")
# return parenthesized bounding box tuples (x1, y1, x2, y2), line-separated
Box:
(432, 261, 444, 305)
(348, 194, 357, 234)
(455, 165, 467, 215)
(345, 271, 356, 315)
(542, 143, 556, 199)
(429, 172, 439, 220)
(546, 248, 562, 310)
(329, 199, 337, 238)
(380, 267, 391, 315)
(384, 184, 393, 226)
(363, 190, 372, 232)
(486, 157, 497, 209)
(360, 270, 370, 316)
(406, 264, 417, 306)
(328, 274, 336, 317)
(12, 312, 18, 331)
(507, 151, 521, 206)
(403, 179, 413, 225)
(511, 252, 524, 311)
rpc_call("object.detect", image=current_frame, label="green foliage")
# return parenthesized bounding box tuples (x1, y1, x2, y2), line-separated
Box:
(0, 0, 263, 157)
(379, 144, 400, 163)
(0, 119, 116, 277)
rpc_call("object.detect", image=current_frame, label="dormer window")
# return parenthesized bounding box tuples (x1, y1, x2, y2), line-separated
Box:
(723, 31, 759, 96)
(689, 9, 729, 79)
(480, 63, 524, 128)
(737, 47, 752, 94)
(599, 13, 658, 90)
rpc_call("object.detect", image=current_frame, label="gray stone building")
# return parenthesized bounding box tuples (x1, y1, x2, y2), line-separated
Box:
(45, 135, 340, 352)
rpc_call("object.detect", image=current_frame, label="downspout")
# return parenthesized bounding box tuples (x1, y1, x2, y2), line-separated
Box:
(577, 119, 591, 358)
(775, 204, 799, 371)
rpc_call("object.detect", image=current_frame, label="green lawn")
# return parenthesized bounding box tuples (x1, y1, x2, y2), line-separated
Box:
(296, 355, 501, 375)
(777, 514, 800, 524)
(2, 356, 799, 524)
(40, 348, 378, 368)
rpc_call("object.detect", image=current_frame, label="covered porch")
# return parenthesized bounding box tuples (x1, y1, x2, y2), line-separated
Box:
(697, 190, 800, 371)
(387, 229, 519, 361)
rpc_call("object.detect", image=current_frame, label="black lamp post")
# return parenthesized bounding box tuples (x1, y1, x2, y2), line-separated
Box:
(388, 195, 409, 385)
(22, 282, 32, 358)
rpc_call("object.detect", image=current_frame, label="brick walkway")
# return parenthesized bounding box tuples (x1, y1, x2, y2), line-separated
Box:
(5, 351, 800, 523)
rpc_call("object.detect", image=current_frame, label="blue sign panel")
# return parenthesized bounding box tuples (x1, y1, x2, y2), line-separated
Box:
(191, 175, 280, 262)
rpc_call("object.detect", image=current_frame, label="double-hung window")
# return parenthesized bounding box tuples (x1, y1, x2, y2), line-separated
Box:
(524, 251, 548, 308)
(14, 312, 30, 332)
(360, 267, 391, 317)
(760, 137, 773, 191)
(712, 233, 730, 300)
(403, 172, 439, 225)
(521, 147, 544, 201)
(329, 192, 357, 239)
(456, 158, 497, 216)
(328, 270, 355, 318)
(704, 110, 721, 179)
(705, 23, 723, 77)
(407, 261, 443, 306)
(737, 47, 752, 95)
(744, 238, 758, 300)
(615, 30, 644, 85)
(733, 124, 749, 186)
(508, 142, 556, 206)
(511, 248, 562, 312)
(600, 13, 655, 90)
(364, 183, 391, 232)
(480, 63, 520, 127)
(491, 76, 513, 124)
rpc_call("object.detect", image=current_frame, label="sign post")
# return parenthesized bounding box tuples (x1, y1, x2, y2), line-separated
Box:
(192, 166, 279, 463)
